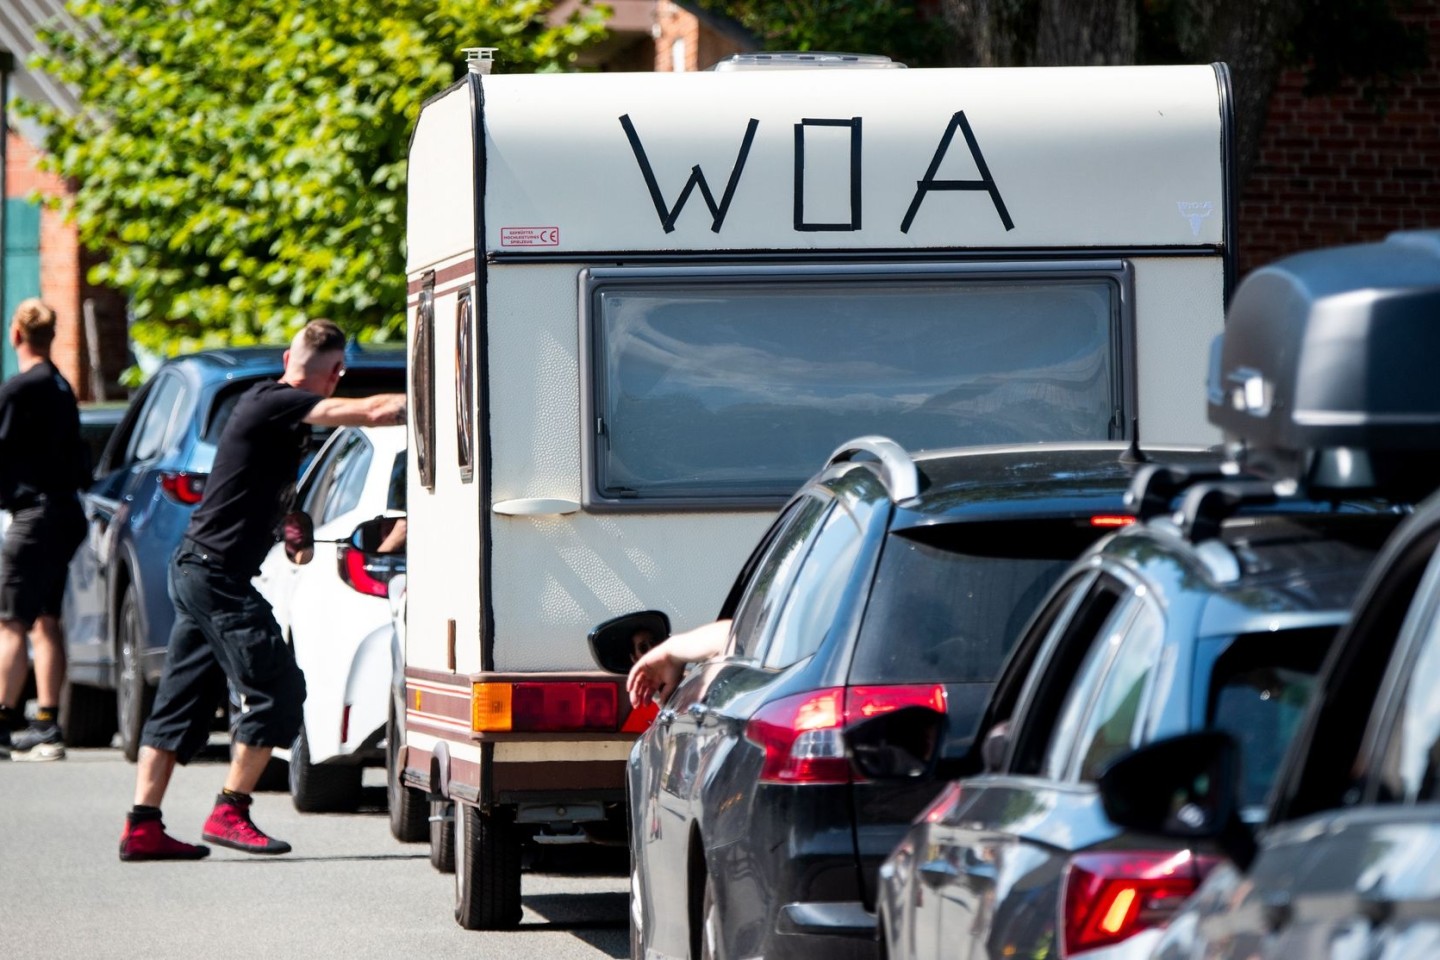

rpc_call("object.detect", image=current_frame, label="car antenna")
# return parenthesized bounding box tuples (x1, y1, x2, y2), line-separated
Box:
(1119, 417, 1148, 464)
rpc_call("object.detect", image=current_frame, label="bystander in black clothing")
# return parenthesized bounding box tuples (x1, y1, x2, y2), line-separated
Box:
(0, 359, 88, 629)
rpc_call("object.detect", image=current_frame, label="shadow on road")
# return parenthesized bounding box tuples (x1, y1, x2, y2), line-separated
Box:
(212, 852, 430, 864)
(525, 891, 628, 958)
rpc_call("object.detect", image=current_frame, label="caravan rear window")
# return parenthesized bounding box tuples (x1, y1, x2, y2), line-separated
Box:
(584, 263, 1131, 508)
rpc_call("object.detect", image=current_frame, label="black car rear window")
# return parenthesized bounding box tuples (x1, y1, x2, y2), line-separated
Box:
(849, 520, 1106, 685)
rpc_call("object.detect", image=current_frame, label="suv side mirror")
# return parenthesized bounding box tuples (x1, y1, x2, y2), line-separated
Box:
(350, 515, 407, 555)
(981, 721, 1011, 773)
(844, 706, 947, 781)
(283, 511, 315, 565)
(1097, 732, 1256, 869)
(588, 610, 672, 676)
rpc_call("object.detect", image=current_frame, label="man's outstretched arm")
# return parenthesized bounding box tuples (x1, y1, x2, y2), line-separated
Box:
(304, 394, 407, 428)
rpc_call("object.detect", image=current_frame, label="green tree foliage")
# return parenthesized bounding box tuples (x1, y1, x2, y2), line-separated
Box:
(21, 0, 605, 356)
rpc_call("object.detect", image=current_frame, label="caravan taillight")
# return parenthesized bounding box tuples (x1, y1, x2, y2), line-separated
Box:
(471, 681, 619, 733)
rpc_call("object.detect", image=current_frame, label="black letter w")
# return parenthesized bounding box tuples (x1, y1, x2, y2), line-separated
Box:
(620, 114, 759, 234)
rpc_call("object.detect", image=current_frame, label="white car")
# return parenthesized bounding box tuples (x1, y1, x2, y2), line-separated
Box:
(256, 424, 406, 812)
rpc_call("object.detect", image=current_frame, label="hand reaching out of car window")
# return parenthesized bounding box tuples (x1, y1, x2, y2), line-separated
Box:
(626, 619, 732, 708)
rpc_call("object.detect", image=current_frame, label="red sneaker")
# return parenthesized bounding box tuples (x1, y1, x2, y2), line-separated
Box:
(201, 795, 292, 855)
(119, 817, 211, 861)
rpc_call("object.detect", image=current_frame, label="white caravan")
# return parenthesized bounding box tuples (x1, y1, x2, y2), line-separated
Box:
(401, 53, 1234, 928)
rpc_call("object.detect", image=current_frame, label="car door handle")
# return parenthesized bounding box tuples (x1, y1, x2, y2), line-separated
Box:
(919, 858, 960, 885)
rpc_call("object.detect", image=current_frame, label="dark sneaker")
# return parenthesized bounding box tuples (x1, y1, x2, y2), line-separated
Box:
(10, 722, 65, 762)
(201, 795, 291, 855)
(119, 818, 211, 861)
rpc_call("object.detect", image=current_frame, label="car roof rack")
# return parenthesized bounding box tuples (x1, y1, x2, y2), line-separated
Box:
(827, 436, 920, 503)
(1178, 479, 1281, 543)
(1124, 462, 1235, 521)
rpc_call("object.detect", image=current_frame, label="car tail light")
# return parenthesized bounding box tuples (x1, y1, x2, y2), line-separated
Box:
(341, 703, 351, 744)
(622, 700, 659, 734)
(471, 681, 619, 733)
(337, 546, 398, 598)
(1089, 515, 1135, 528)
(745, 684, 947, 785)
(158, 471, 206, 505)
(1061, 850, 1220, 956)
(919, 780, 964, 824)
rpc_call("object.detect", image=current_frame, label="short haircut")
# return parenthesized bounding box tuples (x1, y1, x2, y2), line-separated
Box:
(11, 298, 57, 350)
(299, 319, 346, 355)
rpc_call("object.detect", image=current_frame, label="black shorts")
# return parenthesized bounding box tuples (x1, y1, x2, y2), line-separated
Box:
(140, 544, 306, 764)
(0, 496, 86, 629)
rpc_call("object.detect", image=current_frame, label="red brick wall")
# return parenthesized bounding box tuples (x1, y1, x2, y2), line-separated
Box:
(6, 130, 89, 398)
(1239, 3, 1440, 274)
(654, 1, 749, 71)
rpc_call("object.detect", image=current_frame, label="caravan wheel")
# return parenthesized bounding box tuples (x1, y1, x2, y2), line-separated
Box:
(453, 802, 522, 930)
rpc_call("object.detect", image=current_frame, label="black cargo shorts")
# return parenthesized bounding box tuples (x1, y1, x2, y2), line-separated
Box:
(140, 541, 306, 764)
(0, 495, 86, 628)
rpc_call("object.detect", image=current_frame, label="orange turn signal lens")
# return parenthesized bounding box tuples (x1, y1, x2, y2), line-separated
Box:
(1090, 515, 1136, 528)
(472, 682, 513, 732)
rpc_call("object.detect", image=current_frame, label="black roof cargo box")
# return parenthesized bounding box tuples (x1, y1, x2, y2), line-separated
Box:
(1208, 230, 1440, 499)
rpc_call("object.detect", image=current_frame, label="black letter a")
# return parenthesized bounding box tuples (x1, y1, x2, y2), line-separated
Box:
(900, 111, 1014, 233)
(620, 114, 759, 234)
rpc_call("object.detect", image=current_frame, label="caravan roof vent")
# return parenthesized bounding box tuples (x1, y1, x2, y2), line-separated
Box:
(463, 47, 497, 75)
(1208, 229, 1440, 500)
(710, 52, 906, 71)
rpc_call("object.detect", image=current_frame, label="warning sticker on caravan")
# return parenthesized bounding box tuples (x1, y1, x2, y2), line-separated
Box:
(501, 227, 560, 247)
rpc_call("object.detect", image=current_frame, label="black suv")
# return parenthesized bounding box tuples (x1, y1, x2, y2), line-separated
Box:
(623, 437, 1212, 960)
(1095, 230, 1440, 960)
(874, 462, 1401, 960)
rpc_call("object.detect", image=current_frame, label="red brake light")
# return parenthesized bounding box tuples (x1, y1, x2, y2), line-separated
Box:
(745, 684, 947, 785)
(510, 682, 618, 732)
(919, 780, 964, 824)
(159, 472, 206, 505)
(622, 700, 659, 734)
(1062, 850, 1219, 955)
(337, 546, 392, 597)
(1089, 515, 1135, 528)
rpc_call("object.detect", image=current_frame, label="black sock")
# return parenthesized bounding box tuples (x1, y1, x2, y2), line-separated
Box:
(129, 805, 163, 823)
(34, 706, 58, 725)
(220, 788, 252, 806)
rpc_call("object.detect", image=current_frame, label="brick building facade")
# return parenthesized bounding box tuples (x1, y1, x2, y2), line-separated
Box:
(2, 1, 128, 400)
(1237, 2, 1440, 274)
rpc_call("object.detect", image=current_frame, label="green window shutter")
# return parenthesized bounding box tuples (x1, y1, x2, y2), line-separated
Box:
(1, 198, 43, 380)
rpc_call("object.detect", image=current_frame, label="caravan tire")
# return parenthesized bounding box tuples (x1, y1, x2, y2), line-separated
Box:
(387, 707, 427, 842)
(430, 800, 455, 873)
(454, 803, 522, 930)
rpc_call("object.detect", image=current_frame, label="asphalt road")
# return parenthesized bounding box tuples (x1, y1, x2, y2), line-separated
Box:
(0, 742, 628, 960)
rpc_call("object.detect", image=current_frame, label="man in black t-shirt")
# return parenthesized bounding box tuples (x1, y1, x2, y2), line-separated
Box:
(0, 299, 89, 762)
(119, 320, 406, 861)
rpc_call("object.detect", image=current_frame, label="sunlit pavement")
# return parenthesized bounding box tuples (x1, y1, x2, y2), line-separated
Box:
(0, 740, 627, 960)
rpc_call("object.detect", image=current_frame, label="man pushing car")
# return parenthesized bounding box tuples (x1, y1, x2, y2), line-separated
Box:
(119, 320, 406, 861)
